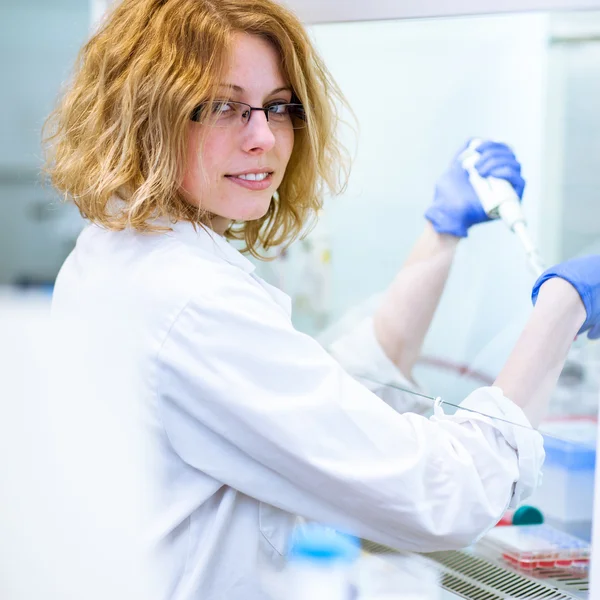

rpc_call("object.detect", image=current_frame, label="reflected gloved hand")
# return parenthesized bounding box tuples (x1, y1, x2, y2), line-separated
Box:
(532, 255, 600, 339)
(425, 139, 526, 238)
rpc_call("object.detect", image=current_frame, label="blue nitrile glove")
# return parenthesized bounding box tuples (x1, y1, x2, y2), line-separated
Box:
(532, 255, 600, 339)
(425, 139, 526, 238)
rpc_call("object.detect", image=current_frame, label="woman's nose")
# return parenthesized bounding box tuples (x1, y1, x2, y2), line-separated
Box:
(240, 111, 276, 154)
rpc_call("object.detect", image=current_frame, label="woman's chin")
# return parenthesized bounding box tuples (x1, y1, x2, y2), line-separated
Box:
(226, 201, 272, 223)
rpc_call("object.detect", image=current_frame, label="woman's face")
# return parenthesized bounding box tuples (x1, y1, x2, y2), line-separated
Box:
(181, 33, 295, 234)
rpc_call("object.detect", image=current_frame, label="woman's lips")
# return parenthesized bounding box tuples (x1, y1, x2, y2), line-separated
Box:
(225, 173, 273, 191)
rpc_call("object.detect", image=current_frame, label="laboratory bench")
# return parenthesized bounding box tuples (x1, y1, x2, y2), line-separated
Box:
(362, 520, 592, 600)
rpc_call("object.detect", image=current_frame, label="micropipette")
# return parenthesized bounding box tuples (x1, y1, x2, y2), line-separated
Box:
(460, 139, 546, 278)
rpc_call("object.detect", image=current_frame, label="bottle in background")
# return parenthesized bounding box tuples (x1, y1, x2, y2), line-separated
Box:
(285, 524, 360, 600)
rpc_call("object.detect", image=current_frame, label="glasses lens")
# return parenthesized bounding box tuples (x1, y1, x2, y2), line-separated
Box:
(284, 104, 307, 130)
(191, 102, 307, 129)
(192, 102, 241, 126)
(256, 104, 307, 129)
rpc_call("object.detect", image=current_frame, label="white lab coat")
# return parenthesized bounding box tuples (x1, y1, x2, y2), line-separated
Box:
(51, 219, 544, 600)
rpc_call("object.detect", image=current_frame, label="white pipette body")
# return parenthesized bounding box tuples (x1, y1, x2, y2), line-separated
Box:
(460, 139, 546, 277)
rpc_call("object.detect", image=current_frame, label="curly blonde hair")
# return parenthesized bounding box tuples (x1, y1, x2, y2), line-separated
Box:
(43, 0, 351, 256)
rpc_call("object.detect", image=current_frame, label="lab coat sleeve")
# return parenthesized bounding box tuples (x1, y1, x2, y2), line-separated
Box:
(433, 386, 544, 508)
(322, 315, 432, 415)
(156, 272, 544, 552)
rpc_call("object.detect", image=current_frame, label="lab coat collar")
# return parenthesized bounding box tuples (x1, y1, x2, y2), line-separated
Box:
(166, 220, 256, 274)
(107, 195, 255, 274)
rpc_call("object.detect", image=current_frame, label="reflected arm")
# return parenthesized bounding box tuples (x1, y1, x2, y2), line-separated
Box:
(373, 222, 460, 381)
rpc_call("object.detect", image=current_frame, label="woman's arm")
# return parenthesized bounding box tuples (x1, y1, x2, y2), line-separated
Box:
(495, 273, 588, 427)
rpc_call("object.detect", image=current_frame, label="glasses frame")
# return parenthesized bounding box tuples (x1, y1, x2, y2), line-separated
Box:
(190, 100, 307, 129)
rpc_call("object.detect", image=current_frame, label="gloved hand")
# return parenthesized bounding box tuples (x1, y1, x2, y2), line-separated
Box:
(532, 255, 600, 339)
(425, 139, 526, 238)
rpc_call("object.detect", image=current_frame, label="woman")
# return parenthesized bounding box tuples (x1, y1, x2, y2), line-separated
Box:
(44, 0, 599, 598)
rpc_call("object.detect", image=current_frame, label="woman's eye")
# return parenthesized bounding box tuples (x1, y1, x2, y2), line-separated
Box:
(213, 101, 232, 114)
(266, 103, 287, 114)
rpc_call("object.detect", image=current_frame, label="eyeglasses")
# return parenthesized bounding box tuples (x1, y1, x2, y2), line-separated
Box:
(190, 101, 307, 129)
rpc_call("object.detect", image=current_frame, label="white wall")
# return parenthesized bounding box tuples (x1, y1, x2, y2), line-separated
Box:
(540, 12, 600, 265)
(0, 4, 89, 170)
(551, 42, 600, 258)
(0, 3, 89, 284)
